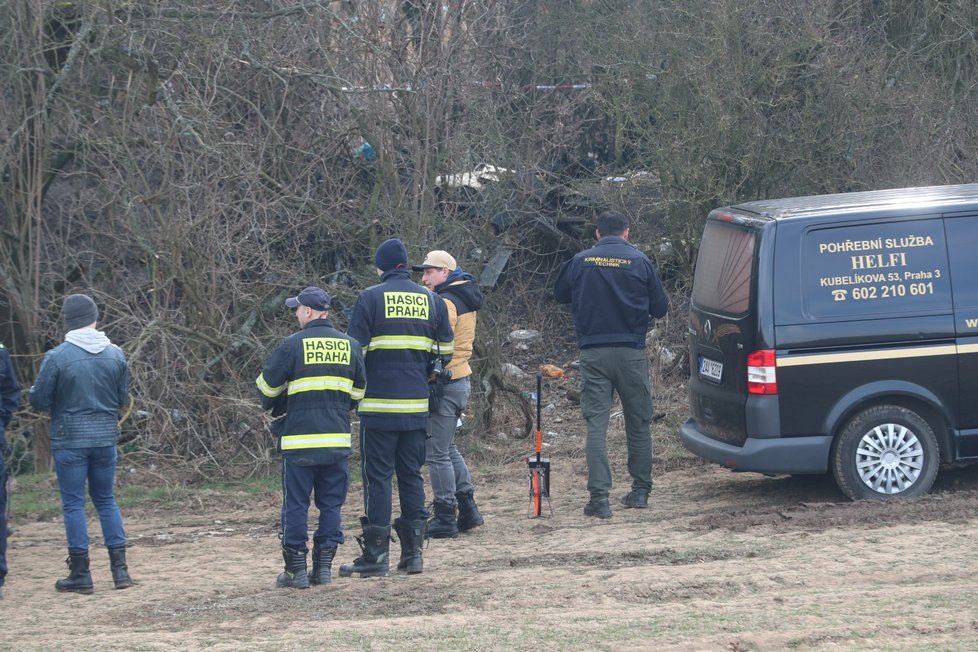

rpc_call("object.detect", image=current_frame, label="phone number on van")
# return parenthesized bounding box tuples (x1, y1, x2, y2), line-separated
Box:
(847, 282, 934, 300)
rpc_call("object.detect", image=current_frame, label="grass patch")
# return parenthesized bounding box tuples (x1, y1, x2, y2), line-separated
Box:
(6, 471, 284, 521)
(6, 455, 366, 522)
(5, 473, 61, 519)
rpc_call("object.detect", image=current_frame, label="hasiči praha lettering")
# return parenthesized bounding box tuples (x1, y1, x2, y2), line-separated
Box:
(384, 292, 429, 319)
(303, 338, 351, 365)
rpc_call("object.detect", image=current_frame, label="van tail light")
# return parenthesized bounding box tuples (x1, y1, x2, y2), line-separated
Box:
(747, 349, 777, 395)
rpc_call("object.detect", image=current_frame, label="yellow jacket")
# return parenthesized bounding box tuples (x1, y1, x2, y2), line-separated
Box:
(436, 277, 483, 380)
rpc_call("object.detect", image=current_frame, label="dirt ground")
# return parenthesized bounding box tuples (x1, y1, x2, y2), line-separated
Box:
(5, 446, 978, 651)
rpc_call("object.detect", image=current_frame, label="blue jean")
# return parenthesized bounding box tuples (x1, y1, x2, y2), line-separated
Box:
(52, 446, 126, 551)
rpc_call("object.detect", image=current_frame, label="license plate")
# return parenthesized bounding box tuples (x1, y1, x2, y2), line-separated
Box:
(699, 356, 723, 382)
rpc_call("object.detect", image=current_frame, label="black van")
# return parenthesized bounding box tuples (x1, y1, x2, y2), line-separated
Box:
(679, 183, 978, 499)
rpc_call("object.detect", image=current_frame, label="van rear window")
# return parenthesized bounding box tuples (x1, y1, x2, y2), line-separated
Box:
(692, 220, 755, 315)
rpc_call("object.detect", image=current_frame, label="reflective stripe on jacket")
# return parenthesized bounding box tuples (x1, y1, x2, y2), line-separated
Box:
(347, 269, 454, 430)
(280, 432, 352, 450)
(256, 318, 365, 457)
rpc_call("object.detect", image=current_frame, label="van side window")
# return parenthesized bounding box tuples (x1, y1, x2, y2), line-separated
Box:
(692, 221, 755, 316)
(802, 219, 951, 319)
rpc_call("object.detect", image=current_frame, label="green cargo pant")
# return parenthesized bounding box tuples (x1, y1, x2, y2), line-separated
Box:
(579, 346, 654, 499)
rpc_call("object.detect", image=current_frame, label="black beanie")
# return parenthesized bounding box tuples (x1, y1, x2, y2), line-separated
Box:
(63, 294, 99, 330)
(375, 238, 408, 272)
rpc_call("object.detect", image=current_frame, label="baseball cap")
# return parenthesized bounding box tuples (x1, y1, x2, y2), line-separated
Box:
(285, 287, 331, 311)
(411, 250, 457, 272)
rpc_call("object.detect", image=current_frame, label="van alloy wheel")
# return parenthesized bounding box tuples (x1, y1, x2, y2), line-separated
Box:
(832, 405, 939, 500)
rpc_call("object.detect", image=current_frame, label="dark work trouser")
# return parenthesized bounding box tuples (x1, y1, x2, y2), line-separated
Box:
(360, 426, 428, 526)
(281, 456, 349, 550)
(579, 346, 654, 499)
(0, 452, 7, 588)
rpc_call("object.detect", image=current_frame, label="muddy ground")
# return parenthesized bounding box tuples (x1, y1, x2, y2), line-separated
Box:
(5, 442, 978, 651)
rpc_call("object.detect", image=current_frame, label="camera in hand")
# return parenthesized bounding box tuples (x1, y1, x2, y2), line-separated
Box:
(428, 358, 453, 384)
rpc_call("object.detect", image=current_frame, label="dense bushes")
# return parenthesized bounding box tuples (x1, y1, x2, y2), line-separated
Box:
(2, 1, 977, 473)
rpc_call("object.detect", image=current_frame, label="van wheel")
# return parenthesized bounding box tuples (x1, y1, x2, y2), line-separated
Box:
(832, 405, 939, 500)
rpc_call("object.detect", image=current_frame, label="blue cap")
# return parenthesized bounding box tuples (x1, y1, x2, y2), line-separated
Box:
(285, 287, 331, 311)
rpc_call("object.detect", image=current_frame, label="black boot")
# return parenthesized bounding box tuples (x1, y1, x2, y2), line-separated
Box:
(456, 490, 484, 532)
(276, 546, 310, 589)
(55, 550, 94, 594)
(310, 544, 337, 585)
(427, 501, 459, 539)
(338, 517, 390, 578)
(393, 518, 425, 574)
(108, 545, 133, 589)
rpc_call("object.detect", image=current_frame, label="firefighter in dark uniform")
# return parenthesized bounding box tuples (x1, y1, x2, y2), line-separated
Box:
(339, 239, 454, 578)
(256, 287, 366, 588)
(0, 342, 21, 600)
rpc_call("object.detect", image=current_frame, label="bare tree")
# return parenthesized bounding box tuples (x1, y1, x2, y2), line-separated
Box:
(3, 0, 978, 476)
